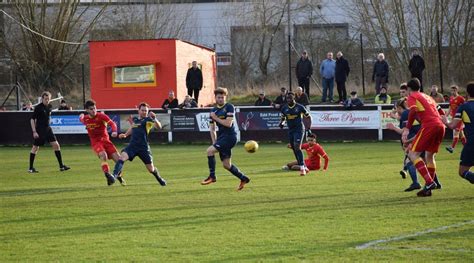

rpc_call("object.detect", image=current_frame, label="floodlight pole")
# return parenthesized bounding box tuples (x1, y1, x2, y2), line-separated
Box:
(287, 0, 292, 91)
(436, 29, 444, 93)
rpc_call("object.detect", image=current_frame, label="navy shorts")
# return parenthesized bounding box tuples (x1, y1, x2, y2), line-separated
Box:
(214, 135, 237, 161)
(288, 129, 304, 148)
(123, 146, 153, 165)
(34, 127, 57, 146)
(460, 143, 474, 167)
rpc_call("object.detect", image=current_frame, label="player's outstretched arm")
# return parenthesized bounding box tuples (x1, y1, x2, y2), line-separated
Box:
(209, 122, 217, 144)
(386, 123, 403, 134)
(119, 127, 132, 139)
(322, 154, 329, 171)
(443, 115, 461, 130)
(303, 115, 312, 131)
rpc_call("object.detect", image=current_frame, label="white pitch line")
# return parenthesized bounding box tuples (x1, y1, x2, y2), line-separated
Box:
(371, 246, 472, 253)
(356, 220, 474, 250)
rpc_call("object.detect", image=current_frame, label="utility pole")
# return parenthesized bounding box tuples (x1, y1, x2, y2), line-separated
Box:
(81, 64, 86, 105)
(360, 33, 366, 96)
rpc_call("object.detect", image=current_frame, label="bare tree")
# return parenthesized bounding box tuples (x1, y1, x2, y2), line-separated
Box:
(92, 1, 197, 42)
(222, 0, 325, 89)
(344, 0, 473, 88)
(1, 1, 107, 93)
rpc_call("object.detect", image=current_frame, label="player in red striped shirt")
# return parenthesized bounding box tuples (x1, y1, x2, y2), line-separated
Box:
(283, 134, 329, 173)
(446, 85, 466, 153)
(402, 78, 445, 197)
(79, 100, 125, 186)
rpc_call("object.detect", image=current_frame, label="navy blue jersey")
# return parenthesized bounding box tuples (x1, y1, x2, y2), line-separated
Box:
(210, 103, 236, 138)
(399, 109, 421, 139)
(455, 100, 474, 144)
(129, 116, 155, 149)
(281, 103, 310, 130)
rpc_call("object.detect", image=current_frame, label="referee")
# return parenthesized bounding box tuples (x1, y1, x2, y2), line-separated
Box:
(29, 91, 70, 173)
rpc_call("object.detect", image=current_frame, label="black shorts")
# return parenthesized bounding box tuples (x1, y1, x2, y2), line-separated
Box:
(460, 143, 474, 167)
(123, 146, 153, 165)
(33, 127, 57, 146)
(214, 135, 237, 161)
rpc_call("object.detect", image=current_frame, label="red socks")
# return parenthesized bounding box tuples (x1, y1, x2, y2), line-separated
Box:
(427, 165, 436, 181)
(451, 137, 459, 148)
(414, 158, 434, 184)
(101, 162, 110, 173)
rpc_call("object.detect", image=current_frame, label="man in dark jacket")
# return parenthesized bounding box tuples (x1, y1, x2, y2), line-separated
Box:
(296, 50, 313, 97)
(185, 61, 203, 103)
(408, 49, 426, 92)
(372, 53, 389, 94)
(255, 91, 272, 106)
(335, 51, 350, 103)
(295, 87, 309, 106)
(161, 91, 179, 109)
(273, 87, 288, 109)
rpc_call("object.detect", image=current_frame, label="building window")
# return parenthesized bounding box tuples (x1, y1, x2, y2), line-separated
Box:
(217, 53, 231, 66)
(112, 64, 156, 88)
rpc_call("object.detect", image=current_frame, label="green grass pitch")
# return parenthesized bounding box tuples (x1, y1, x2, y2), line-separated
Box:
(1, 142, 473, 261)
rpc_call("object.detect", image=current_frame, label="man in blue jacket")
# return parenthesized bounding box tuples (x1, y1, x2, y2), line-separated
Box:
(320, 52, 336, 103)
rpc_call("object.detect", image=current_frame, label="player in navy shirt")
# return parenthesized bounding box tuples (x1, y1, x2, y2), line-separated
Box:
(387, 98, 422, 191)
(443, 82, 474, 184)
(201, 88, 250, 190)
(112, 102, 167, 186)
(279, 92, 312, 176)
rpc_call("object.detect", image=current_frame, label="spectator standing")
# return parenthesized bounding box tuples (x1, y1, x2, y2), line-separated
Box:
(296, 50, 313, 97)
(429, 85, 445, 103)
(335, 51, 350, 103)
(408, 49, 426, 92)
(254, 91, 272, 106)
(374, 87, 392, 104)
(185, 61, 203, 103)
(179, 95, 198, 109)
(161, 91, 179, 109)
(320, 52, 336, 103)
(372, 53, 389, 94)
(58, 99, 72, 110)
(273, 87, 288, 109)
(295, 87, 309, 106)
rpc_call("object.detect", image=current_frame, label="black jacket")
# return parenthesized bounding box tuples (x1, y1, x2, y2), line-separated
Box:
(273, 94, 287, 106)
(186, 67, 203, 90)
(295, 93, 309, 106)
(162, 98, 178, 109)
(254, 97, 272, 106)
(179, 99, 198, 109)
(408, 55, 425, 76)
(335, 56, 350, 82)
(372, 60, 389, 81)
(296, 58, 313, 79)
